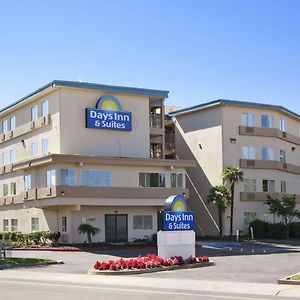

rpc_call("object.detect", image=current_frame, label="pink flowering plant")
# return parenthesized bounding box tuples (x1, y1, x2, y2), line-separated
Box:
(93, 254, 210, 271)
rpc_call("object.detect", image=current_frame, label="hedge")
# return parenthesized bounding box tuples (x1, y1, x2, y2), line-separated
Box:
(0, 231, 60, 246)
(249, 220, 300, 239)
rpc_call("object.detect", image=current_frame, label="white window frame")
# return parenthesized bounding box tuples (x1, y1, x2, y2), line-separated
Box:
(280, 118, 285, 132)
(241, 113, 255, 127)
(244, 179, 256, 192)
(280, 150, 286, 163)
(3, 219, 9, 232)
(41, 100, 49, 116)
(139, 172, 166, 187)
(133, 215, 153, 230)
(10, 116, 16, 130)
(10, 182, 16, 195)
(281, 181, 287, 193)
(262, 147, 275, 160)
(262, 179, 275, 192)
(31, 106, 38, 121)
(46, 169, 56, 187)
(10, 149, 16, 164)
(242, 146, 256, 160)
(42, 139, 49, 155)
(61, 169, 76, 186)
(31, 142, 38, 158)
(261, 115, 274, 128)
(2, 120, 9, 134)
(24, 174, 32, 191)
(170, 173, 183, 188)
(11, 219, 18, 232)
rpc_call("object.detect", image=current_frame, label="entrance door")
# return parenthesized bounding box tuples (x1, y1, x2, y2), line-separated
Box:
(105, 214, 128, 242)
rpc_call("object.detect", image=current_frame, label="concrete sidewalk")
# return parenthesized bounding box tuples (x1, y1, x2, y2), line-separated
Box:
(0, 269, 299, 298)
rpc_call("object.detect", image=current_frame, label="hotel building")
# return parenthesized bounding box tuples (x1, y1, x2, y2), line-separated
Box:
(168, 100, 300, 236)
(0, 81, 194, 243)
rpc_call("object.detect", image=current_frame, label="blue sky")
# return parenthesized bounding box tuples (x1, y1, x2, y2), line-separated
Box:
(0, 0, 300, 111)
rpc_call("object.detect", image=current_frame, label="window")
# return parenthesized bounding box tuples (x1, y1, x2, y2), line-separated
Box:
(133, 215, 153, 229)
(139, 172, 165, 187)
(280, 150, 286, 163)
(10, 116, 16, 130)
(170, 173, 183, 188)
(61, 169, 76, 186)
(46, 170, 56, 187)
(261, 115, 273, 128)
(262, 180, 275, 192)
(11, 219, 18, 232)
(10, 183, 16, 195)
(242, 146, 256, 159)
(10, 149, 16, 164)
(31, 106, 38, 121)
(3, 219, 9, 232)
(244, 179, 256, 192)
(3, 184, 8, 196)
(81, 170, 111, 187)
(31, 218, 39, 232)
(244, 212, 257, 225)
(241, 113, 255, 127)
(281, 181, 287, 193)
(42, 100, 49, 116)
(42, 139, 49, 155)
(24, 174, 32, 191)
(62, 216, 67, 232)
(262, 147, 274, 160)
(280, 118, 285, 132)
(2, 152, 9, 165)
(2, 120, 9, 133)
(31, 142, 38, 157)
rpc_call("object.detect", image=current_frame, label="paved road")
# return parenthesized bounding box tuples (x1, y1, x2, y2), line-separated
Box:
(1, 241, 299, 299)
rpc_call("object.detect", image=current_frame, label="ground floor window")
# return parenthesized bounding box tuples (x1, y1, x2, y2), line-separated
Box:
(11, 219, 18, 232)
(133, 215, 153, 230)
(3, 219, 9, 231)
(244, 212, 257, 225)
(31, 218, 39, 232)
(62, 216, 67, 232)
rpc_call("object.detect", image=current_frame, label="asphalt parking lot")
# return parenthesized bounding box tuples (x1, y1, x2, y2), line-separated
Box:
(9, 240, 300, 284)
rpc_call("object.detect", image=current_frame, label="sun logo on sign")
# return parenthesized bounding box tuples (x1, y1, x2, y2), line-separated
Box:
(96, 95, 122, 111)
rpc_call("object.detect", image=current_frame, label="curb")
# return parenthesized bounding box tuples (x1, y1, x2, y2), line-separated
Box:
(278, 273, 300, 285)
(88, 261, 214, 275)
(12, 246, 158, 252)
(0, 260, 64, 270)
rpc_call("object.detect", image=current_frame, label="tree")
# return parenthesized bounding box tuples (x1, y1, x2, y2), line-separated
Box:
(207, 185, 231, 237)
(264, 194, 300, 238)
(77, 223, 100, 245)
(222, 166, 244, 236)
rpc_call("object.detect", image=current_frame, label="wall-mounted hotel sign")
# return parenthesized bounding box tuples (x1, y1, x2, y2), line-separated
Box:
(86, 95, 132, 131)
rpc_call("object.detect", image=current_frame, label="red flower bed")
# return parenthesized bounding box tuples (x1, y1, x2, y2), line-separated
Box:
(93, 254, 209, 271)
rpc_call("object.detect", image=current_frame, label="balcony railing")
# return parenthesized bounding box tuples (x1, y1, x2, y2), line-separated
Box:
(149, 114, 162, 128)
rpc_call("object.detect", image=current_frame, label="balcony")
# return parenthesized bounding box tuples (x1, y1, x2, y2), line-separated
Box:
(1, 186, 189, 207)
(239, 126, 300, 146)
(240, 159, 300, 176)
(0, 114, 51, 145)
(240, 192, 300, 203)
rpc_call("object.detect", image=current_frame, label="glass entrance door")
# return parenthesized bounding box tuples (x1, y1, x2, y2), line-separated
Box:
(105, 214, 128, 242)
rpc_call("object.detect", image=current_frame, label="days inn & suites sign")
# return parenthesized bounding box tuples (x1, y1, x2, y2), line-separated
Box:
(86, 95, 132, 131)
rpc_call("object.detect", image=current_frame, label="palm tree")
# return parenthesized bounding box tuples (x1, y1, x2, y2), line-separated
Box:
(77, 223, 100, 245)
(222, 166, 244, 236)
(207, 185, 231, 237)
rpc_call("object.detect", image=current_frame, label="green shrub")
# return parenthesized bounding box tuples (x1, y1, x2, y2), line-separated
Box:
(249, 219, 269, 238)
(151, 233, 157, 243)
(267, 223, 286, 239)
(289, 222, 300, 238)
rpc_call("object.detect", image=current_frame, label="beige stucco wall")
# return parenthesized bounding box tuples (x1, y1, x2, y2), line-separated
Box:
(59, 89, 150, 158)
(0, 90, 61, 164)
